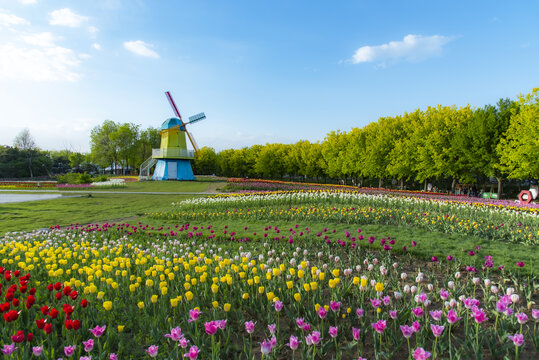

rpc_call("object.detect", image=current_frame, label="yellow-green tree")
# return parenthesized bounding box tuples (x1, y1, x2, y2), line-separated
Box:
(498, 88, 539, 179)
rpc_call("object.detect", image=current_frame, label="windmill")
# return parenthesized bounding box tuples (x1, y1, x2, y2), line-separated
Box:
(139, 91, 206, 181)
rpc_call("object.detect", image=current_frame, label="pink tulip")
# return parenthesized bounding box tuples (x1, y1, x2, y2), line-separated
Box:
(429, 310, 442, 321)
(268, 324, 276, 335)
(244, 321, 256, 334)
(287, 335, 300, 350)
(146, 345, 158, 358)
(472, 308, 488, 324)
(317, 306, 328, 319)
(446, 309, 461, 324)
(412, 321, 421, 332)
(188, 308, 201, 323)
(328, 326, 338, 338)
(83, 339, 94, 352)
(352, 327, 361, 340)
(412, 307, 424, 317)
(165, 327, 183, 341)
(184, 345, 200, 359)
(515, 313, 528, 324)
(400, 325, 414, 339)
(204, 322, 218, 335)
(274, 301, 283, 312)
(89, 325, 107, 338)
(430, 324, 445, 337)
(330, 301, 341, 312)
(413, 347, 431, 360)
(389, 310, 398, 319)
(1, 344, 17, 356)
(370, 298, 382, 308)
(507, 333, 524, 347)
(260, 339, 273, 355)
(371, 320, 387, 334)
(64, 345, 75, 357)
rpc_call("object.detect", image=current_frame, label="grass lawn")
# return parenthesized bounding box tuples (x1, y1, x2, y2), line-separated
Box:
(109, 179, 225, 192)
(0, 193, 199, 234)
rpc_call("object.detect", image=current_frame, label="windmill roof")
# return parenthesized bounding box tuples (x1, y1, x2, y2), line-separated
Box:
(161, 117, 183, 130)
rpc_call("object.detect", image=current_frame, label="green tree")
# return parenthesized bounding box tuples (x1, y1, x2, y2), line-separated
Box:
(111, 123, 140, 174)
(90, 120, 120, 173)
(193, 147, 218, 175)
(13, 128, 38, 178)
(498, 88, 539, 179)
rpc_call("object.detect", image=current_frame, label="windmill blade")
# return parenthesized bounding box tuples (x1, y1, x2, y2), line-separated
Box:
(165, 91, 186, 124)
(187, 112, 206, 125)
(185, 129, 200, 154)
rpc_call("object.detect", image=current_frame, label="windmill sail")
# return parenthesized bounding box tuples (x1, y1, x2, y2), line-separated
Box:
(164, 91, 202, 155)
(187, 112, 206, 125)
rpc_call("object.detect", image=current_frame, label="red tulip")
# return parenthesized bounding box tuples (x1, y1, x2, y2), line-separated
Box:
(80, 299, 88, 308)
(11, 330, 25, 343)
(49, 308, 58, 319)
(27, 332, 33, 342)
(36, 318, 45, 329)
(44, 323, 52, 334)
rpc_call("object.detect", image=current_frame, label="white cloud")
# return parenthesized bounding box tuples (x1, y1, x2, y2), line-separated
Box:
(21, 32, 56, 47)
(18, 0, 37, 4)
(92, 43, 101, 50)
(351, 34, 452, 64)
(49, 8, 88, 27)
(123, 40, 159, 58)
(87, 25, 99, 37)
(0, 11, 29, 27)
(0, 34, 81, 81)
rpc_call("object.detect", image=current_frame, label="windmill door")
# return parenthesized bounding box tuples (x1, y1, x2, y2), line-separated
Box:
(167, 162, 177, 179)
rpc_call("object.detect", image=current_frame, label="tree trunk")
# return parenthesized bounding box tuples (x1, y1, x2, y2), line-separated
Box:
(451, 178, 457, 192)
(496, 177, 503, 198)
(400, 178, 404, 190)
(359, 176, 364, 188)
(378, 178, 383, 188)
(424, 180, 428, 192)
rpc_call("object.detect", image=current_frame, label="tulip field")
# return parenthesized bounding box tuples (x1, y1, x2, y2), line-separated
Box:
(0, 187, 538, 359)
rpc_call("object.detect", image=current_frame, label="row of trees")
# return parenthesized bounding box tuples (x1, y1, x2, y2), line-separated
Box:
(193, 88, 539, 194)
(0, 144, 96, 179)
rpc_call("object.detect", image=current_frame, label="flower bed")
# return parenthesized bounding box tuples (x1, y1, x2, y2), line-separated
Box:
(0, 225, 536, 359)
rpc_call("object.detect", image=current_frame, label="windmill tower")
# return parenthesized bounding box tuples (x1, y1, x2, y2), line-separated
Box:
(148, 91, 206, 181)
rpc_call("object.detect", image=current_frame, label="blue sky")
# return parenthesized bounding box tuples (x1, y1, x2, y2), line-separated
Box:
(0, 0, 537, 152)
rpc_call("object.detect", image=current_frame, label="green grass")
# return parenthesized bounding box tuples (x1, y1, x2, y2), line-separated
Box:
(0, 193, 199, 234)
(2, 179, 226, 193)
(112, 180, 223, 192)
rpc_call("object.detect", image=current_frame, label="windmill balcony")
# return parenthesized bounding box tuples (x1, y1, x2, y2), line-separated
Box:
(152, 148, 195, 159)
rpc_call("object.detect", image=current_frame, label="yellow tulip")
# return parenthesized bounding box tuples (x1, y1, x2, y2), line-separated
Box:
(103, 301, 112, 311)
(137, 301, 145, 309)
(151, 295, 158, 303)
(118, 325, 125, 332)
(224, 303, 231, 312)
(294, 293, 301, 302)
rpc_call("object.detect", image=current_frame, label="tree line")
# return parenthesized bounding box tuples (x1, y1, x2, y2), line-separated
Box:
(3, 88, 537, 194)
(193, 88, 539, 195)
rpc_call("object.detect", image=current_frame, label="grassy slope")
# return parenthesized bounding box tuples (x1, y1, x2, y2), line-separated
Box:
(0, 193, 198, 234)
